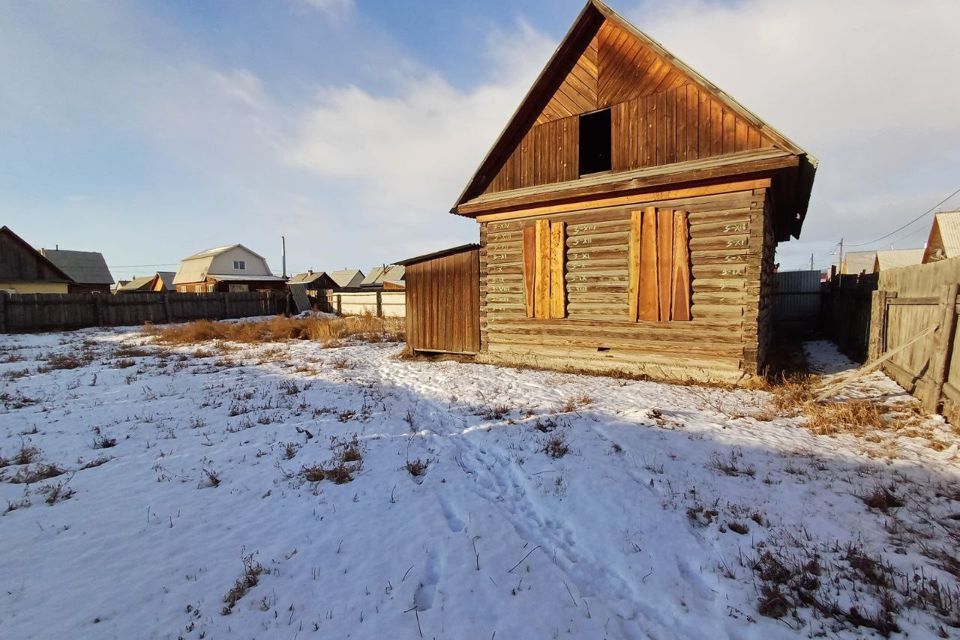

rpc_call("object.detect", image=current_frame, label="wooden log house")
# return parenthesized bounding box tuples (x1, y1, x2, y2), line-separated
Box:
(447, 0, 817, 383)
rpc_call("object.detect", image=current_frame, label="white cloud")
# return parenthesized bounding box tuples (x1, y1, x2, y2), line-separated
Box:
(282, 22, 554, 224)
(624, 0, 960, 267)
(300, 0, 353, 20)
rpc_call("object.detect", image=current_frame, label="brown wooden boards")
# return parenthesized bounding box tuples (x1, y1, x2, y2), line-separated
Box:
(657, 209, 674, 320)
(638, 207, 659, 321)
(550, 221, 567, 318)
(627, 206, 691, 322)
(535, 220, 551, 317)
(627, 210, 641, 321)
(522, 225, 537, 317)
(671, 209, 691, 320)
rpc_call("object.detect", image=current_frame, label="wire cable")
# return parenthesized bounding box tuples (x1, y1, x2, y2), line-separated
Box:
(846, 185, 960, 248)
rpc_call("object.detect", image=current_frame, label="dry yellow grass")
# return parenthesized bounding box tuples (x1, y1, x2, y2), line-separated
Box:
(803, 400, 887, 436)
(146, 314, 403, 346)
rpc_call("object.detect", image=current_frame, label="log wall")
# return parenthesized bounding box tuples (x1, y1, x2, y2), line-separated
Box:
(478, 185, 769, 382)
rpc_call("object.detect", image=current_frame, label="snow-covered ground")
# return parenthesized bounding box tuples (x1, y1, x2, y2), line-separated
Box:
(1, 328, 958, 639)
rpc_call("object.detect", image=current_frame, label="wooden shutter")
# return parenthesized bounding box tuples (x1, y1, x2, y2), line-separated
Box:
(521, 220, 566, 319)
(628, 207, 691, 321)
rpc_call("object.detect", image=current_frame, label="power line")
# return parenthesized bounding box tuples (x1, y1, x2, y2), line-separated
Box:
(107, 263, 179, 269)
(846, 185, 960, 248)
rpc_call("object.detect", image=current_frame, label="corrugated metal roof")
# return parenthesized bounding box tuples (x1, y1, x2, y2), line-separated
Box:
(874, 249, 923, 271)
(934, 211, 960, 259)
(330, 269, 364, 288)
(40, 249, 114, 284)
(841, 251, 876, 275)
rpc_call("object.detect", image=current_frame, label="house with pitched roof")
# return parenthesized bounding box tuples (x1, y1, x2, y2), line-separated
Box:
(39, 247, 114, 293)
(0, 226, 74, 294)
(173, 244, 285, 293)
(923, 211, 960, 263)
(115, 271, 176, 293)
(406, 0, 817, 382)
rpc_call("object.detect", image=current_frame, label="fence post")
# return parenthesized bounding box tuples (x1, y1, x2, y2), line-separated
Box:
(927, 283, 959, 413)
(336, 294, 342, 315)
(376, 291, 383, 318)
(92, 295, 102, 327)
(868, 290, 887, 361)
(162, 293, 173, 324)
(0, 292, 7, 333)
(222, 292, 231, 318)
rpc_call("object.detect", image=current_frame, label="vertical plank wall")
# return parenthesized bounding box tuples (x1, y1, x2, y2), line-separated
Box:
(405, 249, 481, 354)
(478, 187, 769, 382)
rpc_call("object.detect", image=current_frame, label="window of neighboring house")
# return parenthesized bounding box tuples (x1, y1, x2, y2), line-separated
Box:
(233, 260, 246, 270)
(578, 108, 612, 176)
(228, 284, 249, 292)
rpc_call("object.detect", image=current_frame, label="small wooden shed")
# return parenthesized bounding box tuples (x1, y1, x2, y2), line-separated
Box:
(398, 245, 480, 355)
(445, 0, 817, 383)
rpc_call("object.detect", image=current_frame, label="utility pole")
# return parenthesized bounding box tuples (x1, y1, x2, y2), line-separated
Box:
(810, 253, 814, 271)
(838, 237, 844, 274)
(281, 236, 287, 279)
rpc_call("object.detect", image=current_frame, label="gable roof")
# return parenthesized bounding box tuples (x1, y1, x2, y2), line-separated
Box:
(0, 226, 74, 283)
(115, 271, 176, 292)
(874, 249, 923, 271)
(288, 270, 339, 289)
(329, 269, 365, 288)
(841, 251, 876, 275)
(924, 211, 960, 262)
(451, 0, 816, 240)
(182, 244, 265, 262)
(40, 248, 114, 284)
(361, 265, 405, 287)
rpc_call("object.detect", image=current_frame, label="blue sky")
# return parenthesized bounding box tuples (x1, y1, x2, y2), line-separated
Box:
(2, 0, 959, 280)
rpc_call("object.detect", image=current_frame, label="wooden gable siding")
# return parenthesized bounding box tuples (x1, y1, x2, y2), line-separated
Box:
(478, 186, 767, 382)
(482, 18, 774, 197)
(0, 230, 69, 283)
(537, 35, 599, 125)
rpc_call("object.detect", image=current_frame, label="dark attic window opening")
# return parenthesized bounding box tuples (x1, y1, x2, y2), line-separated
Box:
(579, 108, 612, 176)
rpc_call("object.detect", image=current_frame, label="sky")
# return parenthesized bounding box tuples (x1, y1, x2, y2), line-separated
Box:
(2, 0, 959, 280)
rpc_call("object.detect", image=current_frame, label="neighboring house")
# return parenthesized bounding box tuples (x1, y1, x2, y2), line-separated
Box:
(287, 270, 339, 297)
(173, 244, 286, 293)
(410, 0, 817, 383)
(0, 226, 73, 294)
(360, 265, 405, 290)
(115, 271, 176, 293)
(923, 211, 960, 263)
(40, 248, 114, 293)
(840, 251, 877, 275)
(329, 269, 365, 290)
(873, 249, 923, 272)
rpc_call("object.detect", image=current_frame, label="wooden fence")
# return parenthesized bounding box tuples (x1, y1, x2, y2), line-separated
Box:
(0, 291, 285, 333)
(822, 272, 878, 362)
(868, 258, 960, 422)
(317, 290, 405, 318)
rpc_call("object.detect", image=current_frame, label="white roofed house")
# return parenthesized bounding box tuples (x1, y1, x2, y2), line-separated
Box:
(173, 244, 286, 293)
